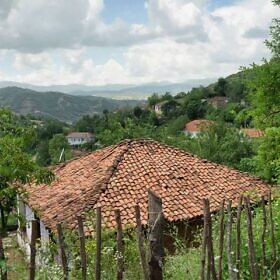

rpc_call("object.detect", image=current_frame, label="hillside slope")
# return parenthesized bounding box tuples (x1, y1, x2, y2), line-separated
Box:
(0, 87, 144, 123)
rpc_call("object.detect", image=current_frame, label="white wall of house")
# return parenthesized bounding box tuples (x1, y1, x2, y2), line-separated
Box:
(67, 136, 93, 146)
(154, 104, 163, 115)
(184, 130, 199, 138)
(17, 198, 50, 261)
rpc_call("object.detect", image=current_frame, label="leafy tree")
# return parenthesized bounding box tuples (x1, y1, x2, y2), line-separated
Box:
(161, 99, 179, 118)
(254, 127, 280, 184)
(265, 0, 280, 57)
(49, 134, 72, 164)
(243, 0, 280, 183)
(162, 92, 173, 101)
(36, 140, 51, 167)
(133, 106, 143, 119)
(0, 108, 53, 230)
(74, 114, 105, 134)
(246, 60, 280, 128)
(184, 122, 253, 169)
(36, 119, 65, 140)
(98, 118, 156, 146)
(214, 78, 228, 96)
(184, 98, 207, 120)
(147, 93, 160, 108)
(164, 115, 189, 135)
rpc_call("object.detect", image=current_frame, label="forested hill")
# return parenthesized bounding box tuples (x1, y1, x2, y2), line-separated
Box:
(0, 87, 145, 123)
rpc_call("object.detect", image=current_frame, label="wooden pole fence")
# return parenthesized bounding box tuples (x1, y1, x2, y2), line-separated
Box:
(114, 209, 124, 280)
(29, 220, 37, 280)
(217, 199, 225, 280)
(206, 199, 217, 280)
(226, 201, 234, 280)
(56, 223, 68, 280)
(236, 195, 243, 280)
(77, 216, 87, 280)
(0, 230, 7, 280)
(95, 207, 102, 280)
(244, 197, 259, 280)
(16, 193, 279, 279)
(201, 199, 208, 280)
(148, 190, 164, 280)
(135, 205, 149, 280)
(261, 196, 267, 280)
(268, 191, 277, 280)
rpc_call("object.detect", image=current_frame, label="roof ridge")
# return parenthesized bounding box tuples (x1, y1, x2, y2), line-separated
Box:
(96, 139, 134, 196)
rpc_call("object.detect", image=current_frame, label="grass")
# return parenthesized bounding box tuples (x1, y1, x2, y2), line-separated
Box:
(3, 196, 280, 279)
(4, 232, 28, 280)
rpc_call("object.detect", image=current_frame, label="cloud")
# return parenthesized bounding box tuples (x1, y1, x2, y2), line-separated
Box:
(0, 0, 211, 52)
(0, 0, 279, 86)
(0, 0, 16, 19)
(243, 27, 268, 39)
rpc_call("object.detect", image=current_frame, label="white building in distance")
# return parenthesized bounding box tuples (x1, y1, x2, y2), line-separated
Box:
(66, 132, 94, 146)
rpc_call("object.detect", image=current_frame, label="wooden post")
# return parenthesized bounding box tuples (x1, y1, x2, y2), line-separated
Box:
(261, 196, 267, 280)
(56, 223, 68, 280)
(77, 216, 87, 280)
(0, 230, 7, 280)
(205, 199, 217, 280)
(268, 191, 277, 280)
(29, 220, 37, 280)
(236, 195, 243, 280)
(201, 199, 208, 280)
(148, 190, 164, 280)
(227, 201, 234, 280)
(217, 199, 225, 280)
(135, 205, 149, 280)
(95, 207, 102, 280)
(244, 197, 258, 280)
(114, 209, 124, 280)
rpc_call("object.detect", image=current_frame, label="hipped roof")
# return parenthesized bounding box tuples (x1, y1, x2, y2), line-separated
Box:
(23, 139, 270, 232)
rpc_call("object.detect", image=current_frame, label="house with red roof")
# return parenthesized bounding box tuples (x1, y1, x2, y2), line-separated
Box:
(17, 139, 270, 256)
(241, 128, 264, 138)
(184, 119, 214, 137)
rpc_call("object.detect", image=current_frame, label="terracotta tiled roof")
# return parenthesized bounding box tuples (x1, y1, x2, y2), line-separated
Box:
(67, 132, 94, 138)
(23, 139, 270, 233)
(241, 128, 264, 138)
(184, 119, 214, 132)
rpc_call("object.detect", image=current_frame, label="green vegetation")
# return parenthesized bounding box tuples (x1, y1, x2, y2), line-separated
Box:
(0, 1, 279, 278)
(48, 134, 72, 164)
(0, 109, 53, 230)
(0, 87, 144, 123)
(8, 195, 278, 279)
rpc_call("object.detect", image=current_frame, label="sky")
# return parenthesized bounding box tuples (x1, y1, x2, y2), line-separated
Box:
(0, 0, 279, 86)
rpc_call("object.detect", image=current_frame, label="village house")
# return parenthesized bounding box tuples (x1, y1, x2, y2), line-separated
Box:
(66, 132, 94, 146)
(184, 119, 214, 137)
(207, 96, 228, 109)
(241, 128, 264, 138)
(18, 139, 270, 251)
(17, 139, 270, 256)
(154, 102, 165, 115)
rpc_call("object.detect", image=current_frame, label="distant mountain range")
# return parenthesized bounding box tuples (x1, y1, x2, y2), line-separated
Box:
(0, 87, 144, 123)
(0, 79, 216, 99)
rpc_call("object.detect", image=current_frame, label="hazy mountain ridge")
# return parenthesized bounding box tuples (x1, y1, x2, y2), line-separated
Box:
(0, 79, 216, 99)
(0, 87, 144, 123)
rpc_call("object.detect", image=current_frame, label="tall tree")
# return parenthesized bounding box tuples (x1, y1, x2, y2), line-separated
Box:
(49, 134, 72, 164)
(265, 0, 280, 58)
(0, 109, 53, 230)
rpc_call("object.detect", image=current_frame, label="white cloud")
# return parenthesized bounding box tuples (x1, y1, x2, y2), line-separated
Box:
(0, 0, 279, 85)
